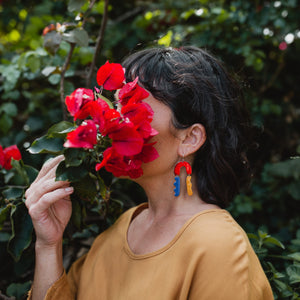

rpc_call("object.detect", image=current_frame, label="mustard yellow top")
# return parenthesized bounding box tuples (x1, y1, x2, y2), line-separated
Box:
(30, 203, 274, 300)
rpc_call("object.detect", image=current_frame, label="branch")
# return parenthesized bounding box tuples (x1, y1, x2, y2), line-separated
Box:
(86, 0, 109, 88)
(59, 43, 76, 120)
(82, 0, 98, 27)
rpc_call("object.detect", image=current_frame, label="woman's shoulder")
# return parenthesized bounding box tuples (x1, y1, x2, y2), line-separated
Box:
(182, 209, 251, 254)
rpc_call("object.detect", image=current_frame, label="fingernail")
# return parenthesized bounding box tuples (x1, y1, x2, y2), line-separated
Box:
(65, 187, 74, 193)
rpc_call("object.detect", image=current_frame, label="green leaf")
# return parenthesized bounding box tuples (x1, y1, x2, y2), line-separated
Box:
(258, 230, 269, 239)
(0, 102, 18, 117)
(48, 73, 61, 85)
(2, 187, 24, 201)
(0, 65, 21, 91)
(28, 135, 64, 154)
(11, 159, 29, 186)
(286, 265, 300, 284)
(6, 281, 32, 299)
(288, 180, 300, 200)
(266, 158, 300, 180)
(56, 161, 88, 182)
(73, 28, 89, 47)
(71, 197, 85, 229)
(158, 30, 173, 47)
(27, 55, 41, 73)
(24, 165, 39, 184)
(0, 232, 11, 242)
(247, 233, 259, 241)
(47, 121, 75, 138)
(8, 203, 33, 261)
(264, 237, 285, 249)
(43, 31, 62, 55)
(0, 113, 13, 134)
(0, 205, 11, 230)
(63, 28, 89, 47)
(273, 279, 290, 292)
(287, 252, 300, 262)
(41, 66, 57, 77)
(68, 0, 86, 12)
(64, 148, 87, 167)
(72, 175, 97, 202)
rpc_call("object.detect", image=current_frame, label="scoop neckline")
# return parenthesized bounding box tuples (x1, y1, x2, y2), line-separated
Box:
(123, 203, 227, 260)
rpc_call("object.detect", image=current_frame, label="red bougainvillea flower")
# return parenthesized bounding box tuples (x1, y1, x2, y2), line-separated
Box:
(118, 77, 149, 106)
(64, 60, 160, 180)
(0, 145, 22, 170)
(65, 88, 94, 117)
(64, 120, 97, 149)
(96, 61, 125, 91)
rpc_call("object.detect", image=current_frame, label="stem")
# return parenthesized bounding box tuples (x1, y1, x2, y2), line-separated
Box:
(59, 43, 76, 121)
(86, 0, 109, 88)
(82, 0, 98, 27)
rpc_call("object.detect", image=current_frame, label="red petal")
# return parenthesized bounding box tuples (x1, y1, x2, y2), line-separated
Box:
(118, 77, 149, 105)
(96, 61, 125, 91)
(101, 148, 130, 177)
(65, 88, 94, 116)
(121, 102, 153, 126)
(2, 145, 22, 170)
(139, 143, 159, 163)
(64, 120, 97, 149)
(95, 147, 113, 171)
(109, 123, 143, 156)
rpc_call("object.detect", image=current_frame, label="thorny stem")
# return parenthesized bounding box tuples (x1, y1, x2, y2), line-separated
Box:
(59, 43, 76, 120)
(86, 0, 109, 88)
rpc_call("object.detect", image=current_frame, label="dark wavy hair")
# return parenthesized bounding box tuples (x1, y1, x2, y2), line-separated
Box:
(122, 46, 251, 208)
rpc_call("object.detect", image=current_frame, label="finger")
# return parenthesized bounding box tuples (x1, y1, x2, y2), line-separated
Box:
(35, 155, 65, 182)
(28, 187, 73, 220)
(25, 179, 70, 207)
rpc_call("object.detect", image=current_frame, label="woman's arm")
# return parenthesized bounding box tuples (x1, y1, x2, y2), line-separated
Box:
(25, 155, 73, 300)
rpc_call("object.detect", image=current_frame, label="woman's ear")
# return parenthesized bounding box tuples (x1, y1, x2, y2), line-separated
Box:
(178, 124, 206, 157)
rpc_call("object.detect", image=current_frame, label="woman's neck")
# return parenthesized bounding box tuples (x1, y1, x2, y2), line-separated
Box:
(135, 172, 220, 222)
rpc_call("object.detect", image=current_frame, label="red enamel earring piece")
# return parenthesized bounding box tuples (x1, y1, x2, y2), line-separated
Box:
(173, 161, 193, 197)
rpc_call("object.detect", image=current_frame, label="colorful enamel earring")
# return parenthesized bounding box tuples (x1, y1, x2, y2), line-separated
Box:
(173, 161, 193, 196)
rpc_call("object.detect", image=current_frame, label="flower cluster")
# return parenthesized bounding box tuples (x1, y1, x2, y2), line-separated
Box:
(64, 61, 159, 178)
(0, 145, 22, 170)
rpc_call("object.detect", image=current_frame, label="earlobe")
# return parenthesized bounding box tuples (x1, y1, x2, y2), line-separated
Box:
(179, 124, 206, 156)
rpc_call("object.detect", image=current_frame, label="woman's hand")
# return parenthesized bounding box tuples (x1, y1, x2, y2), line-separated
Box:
(25, 155, 73, 248)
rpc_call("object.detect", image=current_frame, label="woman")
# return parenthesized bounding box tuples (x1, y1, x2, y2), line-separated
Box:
(25, 46, 274, 299)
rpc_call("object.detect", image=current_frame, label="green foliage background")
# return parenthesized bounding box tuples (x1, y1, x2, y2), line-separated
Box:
(0, 0, 299, 299)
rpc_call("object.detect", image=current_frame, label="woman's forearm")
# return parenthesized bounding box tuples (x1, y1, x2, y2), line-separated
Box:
(31, 241, 64, 300)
